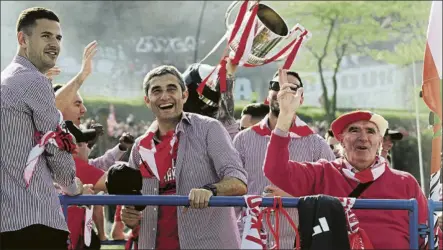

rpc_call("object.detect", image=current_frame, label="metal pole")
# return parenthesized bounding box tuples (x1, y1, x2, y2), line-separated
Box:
(194, 0, 208, 62)
(412, 62, 426, 193)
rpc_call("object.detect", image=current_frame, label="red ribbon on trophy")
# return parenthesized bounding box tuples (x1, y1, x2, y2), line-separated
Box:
(197, 0, 311, 97)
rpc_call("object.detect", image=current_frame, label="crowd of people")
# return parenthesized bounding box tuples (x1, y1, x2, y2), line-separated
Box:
(1, 6, 442, 250)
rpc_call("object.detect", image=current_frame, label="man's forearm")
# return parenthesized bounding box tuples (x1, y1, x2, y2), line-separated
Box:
(275, 111, 295, 133)
(216, 77, 236, 125)
(213, 177, 247, 196)
(88, 145, 125, 171)
(55, 73, 85, 112)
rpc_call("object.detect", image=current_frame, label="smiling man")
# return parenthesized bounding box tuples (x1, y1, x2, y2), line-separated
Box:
(120, 65, 247, 249)
(1, 7, 85, 249)
(262, 70, 428, 249)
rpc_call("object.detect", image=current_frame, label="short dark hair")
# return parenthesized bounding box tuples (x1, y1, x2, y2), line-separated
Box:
(53, 84, 63, 92)
(143, 65, 186, 96)
(16, 7, 60, 35)
(241, 103, 269, 119)
(270, 70, 304, 88)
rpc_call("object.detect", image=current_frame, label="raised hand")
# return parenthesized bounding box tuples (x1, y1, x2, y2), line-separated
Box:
(46, 66, 61, 81)
(79, 41, 98, 81)
(276, 68, 303, 116)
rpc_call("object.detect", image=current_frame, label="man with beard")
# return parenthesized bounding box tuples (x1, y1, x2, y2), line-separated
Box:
(233, 69, 334, 248)
(0, 7, 86, 248)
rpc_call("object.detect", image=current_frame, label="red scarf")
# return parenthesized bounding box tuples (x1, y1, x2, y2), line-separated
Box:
(251, 115, 314, 138)
(137, 121, 178, 180)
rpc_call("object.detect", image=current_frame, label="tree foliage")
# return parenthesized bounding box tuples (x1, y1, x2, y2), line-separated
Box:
(269, 1, 431, 123)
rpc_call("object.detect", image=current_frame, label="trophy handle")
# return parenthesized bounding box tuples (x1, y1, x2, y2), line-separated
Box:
(225, 1, 241, 30)
(225, 0, 259, 30)
(273, 24, 311, 62)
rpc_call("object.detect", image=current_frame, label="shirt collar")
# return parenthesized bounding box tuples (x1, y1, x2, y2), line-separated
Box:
(174, 112, 191, 134)
(13, 55, 44, 75)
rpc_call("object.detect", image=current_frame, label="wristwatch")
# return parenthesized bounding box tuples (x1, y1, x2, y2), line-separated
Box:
(202, 184, 218, 196)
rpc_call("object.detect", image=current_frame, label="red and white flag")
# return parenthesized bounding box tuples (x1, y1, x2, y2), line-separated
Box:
(422, 1, 442, 248)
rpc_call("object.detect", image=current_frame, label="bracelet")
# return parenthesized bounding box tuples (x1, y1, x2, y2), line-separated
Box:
(201, 184, 217, 196)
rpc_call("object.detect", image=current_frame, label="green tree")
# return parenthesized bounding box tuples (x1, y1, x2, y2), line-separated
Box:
(271, 1, 430, 123)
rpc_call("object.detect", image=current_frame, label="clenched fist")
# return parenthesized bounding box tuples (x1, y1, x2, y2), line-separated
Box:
(188, 188, 213, 209)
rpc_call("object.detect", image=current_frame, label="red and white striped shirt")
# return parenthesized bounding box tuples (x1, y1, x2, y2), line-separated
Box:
(233, 115, 335, 248)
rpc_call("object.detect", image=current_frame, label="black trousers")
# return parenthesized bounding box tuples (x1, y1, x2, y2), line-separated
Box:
(0, 224, 68, 249)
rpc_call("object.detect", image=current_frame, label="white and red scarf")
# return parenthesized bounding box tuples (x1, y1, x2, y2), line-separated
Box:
(241, 196, 267, 249)
(24, 110, 77, 187)
(251, 115, 315, 138)
(339, 198, 374, 249)
(241, 196, 299, 250)
(340, 156, 387, 183)
(241, 195, 374, 250)
(137, 120, 178, 180)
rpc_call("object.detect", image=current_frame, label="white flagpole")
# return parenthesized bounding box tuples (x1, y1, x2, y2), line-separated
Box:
(412, 61, 426, 193)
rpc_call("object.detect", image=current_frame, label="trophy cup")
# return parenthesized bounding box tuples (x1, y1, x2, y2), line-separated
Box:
(197, 0, 311, 97)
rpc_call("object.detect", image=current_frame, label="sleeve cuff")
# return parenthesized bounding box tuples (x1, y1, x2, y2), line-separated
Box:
(273, 128, 289, 137)
(225, 172, 248, 187)
(111, 145, 126, 160)
(60, 178, 79, 196)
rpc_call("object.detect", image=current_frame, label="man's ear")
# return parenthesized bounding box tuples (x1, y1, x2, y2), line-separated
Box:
(182, 89, 189, 103)
(144, 96, 151, 108)
(17, 31, 28, 48)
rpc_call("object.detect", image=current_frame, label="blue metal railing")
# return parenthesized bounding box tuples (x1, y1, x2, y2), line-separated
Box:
(59, 195, 422, 249)
(428, 200, 443, 248)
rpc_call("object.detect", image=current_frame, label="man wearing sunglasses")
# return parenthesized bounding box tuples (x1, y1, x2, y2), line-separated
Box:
(233, 69, 335, 248)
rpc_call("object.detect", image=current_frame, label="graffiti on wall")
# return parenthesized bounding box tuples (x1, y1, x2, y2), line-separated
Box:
(136, 36, 202, 54)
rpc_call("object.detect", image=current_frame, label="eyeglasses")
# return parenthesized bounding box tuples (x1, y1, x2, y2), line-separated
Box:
(269, 81, 301, 92)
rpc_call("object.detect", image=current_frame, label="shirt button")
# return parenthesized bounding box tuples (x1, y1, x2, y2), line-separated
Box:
(154, 208, 157, 211)
(153, 228, 156, 231)
(154, 188, 157, 191)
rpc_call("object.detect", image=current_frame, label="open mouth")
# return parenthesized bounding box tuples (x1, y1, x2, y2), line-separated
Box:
(159, 103, 174, 111)
(356, 146, 369, 151)
(45, 51, 58, 59)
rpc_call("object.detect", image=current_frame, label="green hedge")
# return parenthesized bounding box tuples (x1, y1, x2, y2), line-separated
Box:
(84, 98, 435, 189)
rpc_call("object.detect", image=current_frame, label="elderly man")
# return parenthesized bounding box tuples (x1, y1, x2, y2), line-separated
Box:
(262, 69, 428, 249)
(120, 64, 247, 249)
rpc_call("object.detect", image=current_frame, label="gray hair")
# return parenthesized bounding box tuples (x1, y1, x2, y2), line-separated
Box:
(143, 65, 186, 96)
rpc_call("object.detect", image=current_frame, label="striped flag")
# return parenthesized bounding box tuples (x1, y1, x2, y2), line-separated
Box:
(421, 1, 442, 248)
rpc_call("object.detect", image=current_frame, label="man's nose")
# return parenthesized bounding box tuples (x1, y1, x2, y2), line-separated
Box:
(358, 132, 370, 141)
(160, 91, 170, 100)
